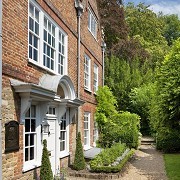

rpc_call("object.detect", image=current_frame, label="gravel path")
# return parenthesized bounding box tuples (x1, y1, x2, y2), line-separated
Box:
(67, 144, 168, 180)
(120, 144, 168, 180)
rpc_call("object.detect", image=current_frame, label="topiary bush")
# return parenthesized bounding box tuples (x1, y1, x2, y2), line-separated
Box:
(73, 132, 85, 170)
(40, 139, 53, 180)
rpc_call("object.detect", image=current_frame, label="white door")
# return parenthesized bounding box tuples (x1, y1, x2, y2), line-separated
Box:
(43, 119, 56, 175)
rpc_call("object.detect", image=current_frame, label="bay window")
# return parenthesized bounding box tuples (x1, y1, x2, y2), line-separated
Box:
(28, 1, 67, 75)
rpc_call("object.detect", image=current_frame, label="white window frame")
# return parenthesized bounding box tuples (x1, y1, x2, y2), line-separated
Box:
(28, 0, 68, 75)
(93, 63, 98, 92)
(84, 112, 91, 150)
(84, 55, 91, 91)
(88, 7, 98, 39)
(23, 105, 41, 172)
(59, 111, 69, 158)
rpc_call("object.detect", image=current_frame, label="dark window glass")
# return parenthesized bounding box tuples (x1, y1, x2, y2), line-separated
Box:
(25, 119, 30, 132)
(30, 147, 34, 160)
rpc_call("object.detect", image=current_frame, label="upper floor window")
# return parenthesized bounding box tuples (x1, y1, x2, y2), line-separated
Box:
(84, 55, 91, 91)
(28, 1, 67, 75)
(93, 63, 98, 92)
(88, 7, 97, 39)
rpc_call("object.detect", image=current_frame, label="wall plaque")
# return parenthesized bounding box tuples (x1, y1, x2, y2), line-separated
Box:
(5, 121, 19, 153)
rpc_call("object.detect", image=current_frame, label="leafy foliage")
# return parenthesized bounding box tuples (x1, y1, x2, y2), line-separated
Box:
(161, 14, 180, 46)
(95, 86, 140, 148)
(73, 132, 85, 170)
(129, 83, 156, 135)
(90, 144, 134, 173)
(97, 0, 128, 52)
(149, 38, 180, 152)
(40, 139, 53, 180)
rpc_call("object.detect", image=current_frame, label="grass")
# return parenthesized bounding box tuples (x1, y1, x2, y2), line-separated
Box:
(164, 154, 180, 180)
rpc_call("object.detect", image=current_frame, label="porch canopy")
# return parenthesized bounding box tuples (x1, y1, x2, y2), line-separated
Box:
(10, 74, 84, 122)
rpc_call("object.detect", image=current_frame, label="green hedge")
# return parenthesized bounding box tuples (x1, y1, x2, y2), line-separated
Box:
(156, 129, 180, 152)
(90, 143, 134, 173)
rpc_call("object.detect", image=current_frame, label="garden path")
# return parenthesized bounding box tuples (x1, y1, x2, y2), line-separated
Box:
(67, 142, 168, 180)
(119, 144, 168, 180)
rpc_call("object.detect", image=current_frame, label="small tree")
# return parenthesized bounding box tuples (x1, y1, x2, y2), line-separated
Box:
(40, 139, 53, 180)
(73, 132, 85, 170)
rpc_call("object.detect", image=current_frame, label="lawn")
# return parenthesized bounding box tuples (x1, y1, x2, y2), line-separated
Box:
(164, 154, 180, 180)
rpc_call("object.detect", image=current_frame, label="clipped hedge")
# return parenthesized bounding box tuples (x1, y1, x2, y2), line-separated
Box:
(90, 143, 134, 173)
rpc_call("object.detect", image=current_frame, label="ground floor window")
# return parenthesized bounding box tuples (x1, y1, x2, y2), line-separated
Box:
(25, 105, 36, 162)
(84, 112, 90, 148)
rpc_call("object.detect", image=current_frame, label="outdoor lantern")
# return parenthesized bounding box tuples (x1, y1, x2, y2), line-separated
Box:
(41, 120, 50, 134)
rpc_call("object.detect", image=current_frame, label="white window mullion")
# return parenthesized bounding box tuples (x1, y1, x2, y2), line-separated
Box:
(39, 11, 44, 67)
(55, 27, 59, 74)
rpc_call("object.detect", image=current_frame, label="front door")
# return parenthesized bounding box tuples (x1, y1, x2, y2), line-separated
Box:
(43, 119, 56, 175)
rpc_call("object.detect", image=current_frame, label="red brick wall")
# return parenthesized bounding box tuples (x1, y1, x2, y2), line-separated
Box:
(2, 0, 102, 178)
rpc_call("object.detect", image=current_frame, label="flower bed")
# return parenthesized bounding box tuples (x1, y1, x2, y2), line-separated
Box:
(90, 143, 134, 173)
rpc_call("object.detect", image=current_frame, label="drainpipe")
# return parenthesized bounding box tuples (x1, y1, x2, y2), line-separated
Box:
(75, 0, 83, 99)
(0, 0, 3, 178)
(75, 0, 84, 134)
(101, 41, 106, 86)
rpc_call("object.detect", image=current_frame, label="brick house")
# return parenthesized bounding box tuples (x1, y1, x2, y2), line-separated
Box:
(0, 0, 103, 179)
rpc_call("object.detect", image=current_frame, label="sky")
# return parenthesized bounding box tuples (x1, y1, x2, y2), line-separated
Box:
(124, 0, 180, 17)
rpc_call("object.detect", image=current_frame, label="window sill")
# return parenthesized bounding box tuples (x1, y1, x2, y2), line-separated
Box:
(22, 162, 41, 172)
(84, 88, 92, 94)
(28, 59, 64, 76)
(84, 146, 92, 151)
(59, 152, 70, 158)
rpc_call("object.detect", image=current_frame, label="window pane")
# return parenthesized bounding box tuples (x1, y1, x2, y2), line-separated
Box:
(48, 33, 51, 45)
(47, 46, 50, 56)
(29, 4, 34, 17)
(29, 33, 32, 45)
(60, 141, 65, 151)
(30, 147, 34, 160)
(25, 119, 30, 132)
(51, 59, 54, 70)
(61, 131, 65, 140)
(25, 148, 29, 161)
(35, 9, 39, 22)
(31, 119, 35, 132)
(44, 18, 47, 29)
(44, 30, 47, 42)
(33, 49, 38, 61)
(52, 37, 55, 48)
(47, 57, 50, 68)
(48, 22, 51, 32)
(29, 46, 32, 59)
(35, 22, 39, 35)
(52, 26, 55, 36)
(25, 134, 29, 146)
(30, 134, 34, 145)
(34, 36, 38, 48)
(29, 17, 34, 31)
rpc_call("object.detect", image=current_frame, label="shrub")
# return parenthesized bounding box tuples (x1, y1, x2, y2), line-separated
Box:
(156, 129, 180, 152)
(95, 86, 140, 148)
(73, 132, 85, 170)
(90, 144, 134, 173)
(40, 139, 53, 180)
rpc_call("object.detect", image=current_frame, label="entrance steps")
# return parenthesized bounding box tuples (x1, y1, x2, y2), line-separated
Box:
(141, 136, 155, 145)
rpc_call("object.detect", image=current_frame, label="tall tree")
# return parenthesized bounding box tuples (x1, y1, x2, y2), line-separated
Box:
(97, 0, 128, 52)
(161, 14, 180, 46)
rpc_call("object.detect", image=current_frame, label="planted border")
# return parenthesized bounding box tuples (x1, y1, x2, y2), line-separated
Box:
(90, 149, 134, 173)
